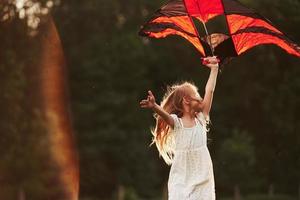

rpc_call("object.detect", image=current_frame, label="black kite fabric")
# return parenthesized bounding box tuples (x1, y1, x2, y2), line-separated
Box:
(139, 0, 300, 65)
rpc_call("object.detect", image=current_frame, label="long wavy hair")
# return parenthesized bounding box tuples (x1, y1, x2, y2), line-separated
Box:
(149, 81, 210, 165)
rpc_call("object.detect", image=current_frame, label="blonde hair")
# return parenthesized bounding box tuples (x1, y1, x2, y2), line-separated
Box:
(149, 81, 210, 165)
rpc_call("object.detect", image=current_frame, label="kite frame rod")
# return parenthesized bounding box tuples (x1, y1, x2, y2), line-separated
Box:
(193, 0, 214, 56)
(201, 21, 214, 56)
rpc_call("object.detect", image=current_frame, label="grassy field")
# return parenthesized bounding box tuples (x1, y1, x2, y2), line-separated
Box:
(219, 194, 298, 200)
(80, 193, 298, 200)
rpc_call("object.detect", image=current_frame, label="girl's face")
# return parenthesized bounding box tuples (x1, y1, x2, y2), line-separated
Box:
(190, 92, 203, 109)
(184, 88, 204, 112)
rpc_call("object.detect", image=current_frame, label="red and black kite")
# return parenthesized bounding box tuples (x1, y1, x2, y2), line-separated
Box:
(139, 0, 300, 65)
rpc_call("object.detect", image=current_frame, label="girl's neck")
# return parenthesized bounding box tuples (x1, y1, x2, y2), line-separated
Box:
(182, 103, 195, 119)
(181, 112, 195, 120)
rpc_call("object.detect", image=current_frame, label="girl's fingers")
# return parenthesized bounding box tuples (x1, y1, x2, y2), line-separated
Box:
(140, 100, 148, 104)
(140, 103, 150, 108)
(204, 56, 219, 64)
(140, 103, 147, 107)
(148, 90, 154, 97)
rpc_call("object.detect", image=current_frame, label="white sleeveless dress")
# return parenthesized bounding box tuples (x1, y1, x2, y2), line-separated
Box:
(168, 114, 216, 200)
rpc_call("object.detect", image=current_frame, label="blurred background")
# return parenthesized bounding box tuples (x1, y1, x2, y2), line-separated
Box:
(0, 0, 300, 199)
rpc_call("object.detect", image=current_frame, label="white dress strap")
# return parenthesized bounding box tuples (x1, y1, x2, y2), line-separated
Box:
(194, 117, 199, 125)
(196, 113, 205, 126)
(170, 114, 181, 130)
(178, 118, 184, 128)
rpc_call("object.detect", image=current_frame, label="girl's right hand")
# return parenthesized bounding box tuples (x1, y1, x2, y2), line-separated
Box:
(140, 90, 156, 109)
(202, 56, 219, 69)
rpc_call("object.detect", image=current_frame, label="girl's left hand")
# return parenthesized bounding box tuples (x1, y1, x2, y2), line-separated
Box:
(140, 90, 156, 109)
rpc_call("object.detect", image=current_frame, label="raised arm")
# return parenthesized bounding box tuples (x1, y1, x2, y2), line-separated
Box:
(201, 56, 219, 118)
(140, 90, 175, 129)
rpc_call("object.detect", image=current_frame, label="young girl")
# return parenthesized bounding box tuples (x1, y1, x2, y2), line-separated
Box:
(140, 56, 219, 200)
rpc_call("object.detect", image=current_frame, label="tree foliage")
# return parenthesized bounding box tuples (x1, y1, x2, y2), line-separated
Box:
(1, 0, 300, 199)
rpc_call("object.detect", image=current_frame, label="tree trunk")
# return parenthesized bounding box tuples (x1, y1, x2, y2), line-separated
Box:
(234, 184, 241, 200)
(40, 18, 79, 200)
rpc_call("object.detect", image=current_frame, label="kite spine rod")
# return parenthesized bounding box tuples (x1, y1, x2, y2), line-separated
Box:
(202, 21, 214, 56)
(182, 0, 204, 57)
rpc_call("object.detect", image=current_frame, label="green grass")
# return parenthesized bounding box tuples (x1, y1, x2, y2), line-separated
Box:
(219, 194, 297, 200)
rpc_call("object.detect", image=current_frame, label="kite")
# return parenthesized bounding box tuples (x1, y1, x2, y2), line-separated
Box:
(138, 0, 300, 66)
